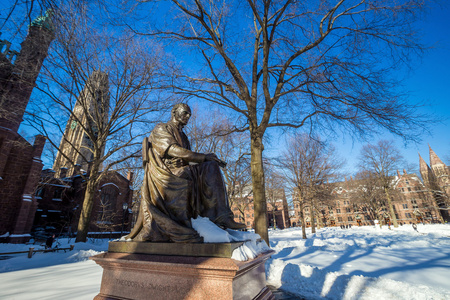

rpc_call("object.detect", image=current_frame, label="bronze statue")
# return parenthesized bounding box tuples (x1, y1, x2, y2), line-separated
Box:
(126, 103, 245, 243)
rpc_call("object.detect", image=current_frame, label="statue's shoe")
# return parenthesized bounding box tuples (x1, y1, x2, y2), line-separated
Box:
(217, 218, 247, 230)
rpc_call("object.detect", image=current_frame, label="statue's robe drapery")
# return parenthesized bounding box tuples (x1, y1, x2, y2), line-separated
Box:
(126, 121, 234, 243)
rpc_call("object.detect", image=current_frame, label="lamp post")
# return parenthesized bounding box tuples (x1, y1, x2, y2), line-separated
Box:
(121, 202, 128, 236)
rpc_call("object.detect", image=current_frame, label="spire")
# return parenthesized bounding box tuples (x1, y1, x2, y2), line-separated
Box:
(30, 9, 55, 33)
(419, 153, 430, 171)
(419, 152, 432, 185)
(429, 145, 445, 167)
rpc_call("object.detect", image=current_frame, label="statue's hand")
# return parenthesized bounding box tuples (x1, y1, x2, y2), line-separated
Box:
(205, 153, 227, 168)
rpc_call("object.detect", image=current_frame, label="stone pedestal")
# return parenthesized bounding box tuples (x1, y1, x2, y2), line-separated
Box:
(90, 242, 275, 300)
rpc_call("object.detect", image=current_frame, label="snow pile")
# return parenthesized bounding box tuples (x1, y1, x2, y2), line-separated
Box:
(191, 216, 233, 242)
(191, 216, 270, 261)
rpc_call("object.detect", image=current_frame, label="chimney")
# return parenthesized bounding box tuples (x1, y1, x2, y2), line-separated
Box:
(397, 170, 401, 177)
(403, 169, 407, 175)
(32, 135, 46, 157)
(73, 164, 81, 176)
(59, 167, 68, 178)
(127, 171, 134, 184)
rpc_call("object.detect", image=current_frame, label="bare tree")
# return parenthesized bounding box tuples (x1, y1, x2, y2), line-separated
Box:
(358, 140, 405, 228)
(25, 2, 168, 242)
(118, 0, 431, 243)
(280, 133, 342, 238)
(351, 170, 388, 225)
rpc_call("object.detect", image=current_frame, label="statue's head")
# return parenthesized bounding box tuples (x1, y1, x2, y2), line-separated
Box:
(171, 103, 191, 127)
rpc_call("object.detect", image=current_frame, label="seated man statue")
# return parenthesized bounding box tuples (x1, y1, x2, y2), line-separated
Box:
(126, 103, 245, 243)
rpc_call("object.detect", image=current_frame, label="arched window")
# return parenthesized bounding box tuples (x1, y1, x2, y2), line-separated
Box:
(97, 184, 119, 224)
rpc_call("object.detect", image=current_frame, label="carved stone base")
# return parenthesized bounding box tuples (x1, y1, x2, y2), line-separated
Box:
(90, 250, 275, 300)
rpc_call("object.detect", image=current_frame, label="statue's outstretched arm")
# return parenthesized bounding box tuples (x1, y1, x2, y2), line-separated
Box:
(168, 145, 227, 167)
(167, 144, 205, 163)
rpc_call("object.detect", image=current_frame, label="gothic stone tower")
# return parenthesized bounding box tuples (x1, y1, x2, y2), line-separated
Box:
(53, 71, 109, 178)
(419, 146, 450, 222)
(0, 11, 54, 242)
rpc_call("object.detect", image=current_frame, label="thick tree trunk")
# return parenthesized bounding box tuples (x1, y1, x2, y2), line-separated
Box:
(250, 135, 268, 244)
(75, 164, 101, 242)
(384, 187, 398, 228)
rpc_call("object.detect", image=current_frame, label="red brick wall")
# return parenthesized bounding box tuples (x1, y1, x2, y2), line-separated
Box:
(0, 130, 40, 238)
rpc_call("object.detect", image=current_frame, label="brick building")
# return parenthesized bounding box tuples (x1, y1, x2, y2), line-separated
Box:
(33, 169, 133, 237)
(290, 147, 447, 228)
(0, 12, 54, 243)
(231, 188, 291, 230)
(266, 188, 291, 229)
(325, 171, 441, 227)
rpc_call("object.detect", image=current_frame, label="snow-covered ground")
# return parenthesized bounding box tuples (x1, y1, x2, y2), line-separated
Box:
(1, 224, 449, 299)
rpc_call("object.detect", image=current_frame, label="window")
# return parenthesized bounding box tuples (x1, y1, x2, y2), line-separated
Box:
(402, 204, 408, 209)
(346, 208, 351, 213)
(407, 187, 411, 192)
(35, 188, 44, 198)
(336, 209, 341, 213)
(246, 214, 250, 218)
(406, 213, 412, 218)
(97, 186, 118, 224)
(338, 217, 343, 222)
(348, 216, 353, 221)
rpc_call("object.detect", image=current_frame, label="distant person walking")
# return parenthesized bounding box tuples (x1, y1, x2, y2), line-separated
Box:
(412, 223, 418, 232)
(46, 234, 55, 249)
